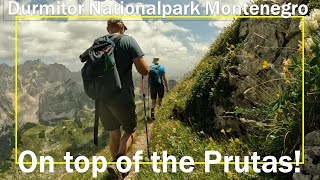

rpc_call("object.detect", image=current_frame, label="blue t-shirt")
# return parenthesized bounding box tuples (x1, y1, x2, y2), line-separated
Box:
(158, 66, 166, 81)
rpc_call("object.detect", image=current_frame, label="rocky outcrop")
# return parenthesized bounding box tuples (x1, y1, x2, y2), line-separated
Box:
(0, 64, 15, 129)
(234, 18, 301, 107)
(0, 64, 14, 93)
(0, 94, 14, 129)
(175, 1, 304, 134)
(293, 130, 320, 180)
(168, 79, 177, 90)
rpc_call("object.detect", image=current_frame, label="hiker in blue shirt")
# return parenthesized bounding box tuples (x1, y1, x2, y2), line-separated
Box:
(148, 57, 169, 120)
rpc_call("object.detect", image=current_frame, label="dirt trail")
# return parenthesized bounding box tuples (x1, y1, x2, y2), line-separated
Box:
(57, 122, 154, 180)
(124, 122, 154, 180)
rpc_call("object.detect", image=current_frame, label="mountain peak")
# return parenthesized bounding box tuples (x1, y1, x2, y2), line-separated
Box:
(0, 63, 13, 75)
(0, 63, 11, 70)
(23, 59, 47, 68)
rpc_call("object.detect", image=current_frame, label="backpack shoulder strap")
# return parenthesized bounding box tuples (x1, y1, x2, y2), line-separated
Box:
(155, 64, 161, 70)
(110, 34, 124, 45)
(94, 100, 100, 146)
(151, 64, 160, 69)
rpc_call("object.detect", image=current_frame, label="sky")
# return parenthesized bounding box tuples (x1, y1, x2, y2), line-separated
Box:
(0, 0, 247, 79)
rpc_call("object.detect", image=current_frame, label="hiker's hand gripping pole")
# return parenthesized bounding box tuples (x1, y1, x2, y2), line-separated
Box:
(142, 76, 151, 159)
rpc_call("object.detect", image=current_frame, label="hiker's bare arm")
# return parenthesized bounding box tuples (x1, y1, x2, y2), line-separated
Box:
(133, 56, 149, 76)
(163, 73, 169, 91)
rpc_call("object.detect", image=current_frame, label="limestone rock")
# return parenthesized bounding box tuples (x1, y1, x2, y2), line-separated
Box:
(305, 131, 320, 146)
(293, 173, 320, 180)
(168, 79, 177, 90)
(293, 131, 320, 179)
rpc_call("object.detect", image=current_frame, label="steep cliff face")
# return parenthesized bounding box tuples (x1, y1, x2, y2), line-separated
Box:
(174, 17, 301, 134)
(0, 64, 14, 130)
(38, 79, 94, 125)
(235, 18, 301, 105)
(0, 94, 14, 130)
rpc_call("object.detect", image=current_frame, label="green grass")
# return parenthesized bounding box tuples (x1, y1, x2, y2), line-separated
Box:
(135, 117, 286, 180)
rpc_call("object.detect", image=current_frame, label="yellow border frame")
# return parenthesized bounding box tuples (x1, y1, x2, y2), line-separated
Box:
(15, 15, 305, 166)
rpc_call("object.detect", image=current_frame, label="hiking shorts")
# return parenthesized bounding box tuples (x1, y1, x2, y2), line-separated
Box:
(150, 84, 165, 100)
(99, 89, 137, 133)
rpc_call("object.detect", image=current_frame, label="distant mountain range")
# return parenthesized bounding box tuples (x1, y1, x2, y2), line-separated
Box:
(0, 59, 178, 166)
(0, 59, 179, 131)
(0, 59, 93, 130)
(0, 60, 95, 163)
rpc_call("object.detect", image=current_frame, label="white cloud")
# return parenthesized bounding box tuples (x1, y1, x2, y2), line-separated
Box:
(0, 1, 15, 62)
(208, 19, 233, 28)
(186, 36, 196, 42)
(0, 0, 210, 79)
(191, 42, 209, 56)
(147, 21, 190, 33)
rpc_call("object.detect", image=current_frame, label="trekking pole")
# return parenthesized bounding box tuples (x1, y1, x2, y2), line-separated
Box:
(142, 76, 151, 159)
(147, 76, 150, 117)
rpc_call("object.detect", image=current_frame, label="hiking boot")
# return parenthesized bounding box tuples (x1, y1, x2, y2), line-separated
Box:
(107, 164, 123, 180)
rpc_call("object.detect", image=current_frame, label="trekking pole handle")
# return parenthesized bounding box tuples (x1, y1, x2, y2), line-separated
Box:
(141, 76, 145, 96)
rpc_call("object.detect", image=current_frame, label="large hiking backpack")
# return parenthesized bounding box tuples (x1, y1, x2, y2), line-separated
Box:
(79, 34, 124, 146)
(80, 35, 124, 101)
(149, 64, 162, 86)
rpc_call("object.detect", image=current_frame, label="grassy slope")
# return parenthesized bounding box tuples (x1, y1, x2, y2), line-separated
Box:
(135, 74, 261, 179)
(135, 22, 248, 179)
(137, 6, 320, 180)
(135, 19, 295, 179)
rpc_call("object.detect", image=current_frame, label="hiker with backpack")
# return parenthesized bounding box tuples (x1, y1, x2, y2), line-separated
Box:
(80, 19, 148, 179)
(149, 57, 169, 120)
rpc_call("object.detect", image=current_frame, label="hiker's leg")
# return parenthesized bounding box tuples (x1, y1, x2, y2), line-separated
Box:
(151, 99, 157, 109)
(99, 105, 121, 160)
(105, 91, 136, 179)
(158, 85, 165, 107)
(150, 86, 157, 119)
(158, 98, 163, 106)
(150, 86, 157, 110)
(118, 131, 136, 155)
(109, 129, 121, 160)
(107, 130, 125, 179)
(107, 89, 137, 156)
(150, 99, 156, 120)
